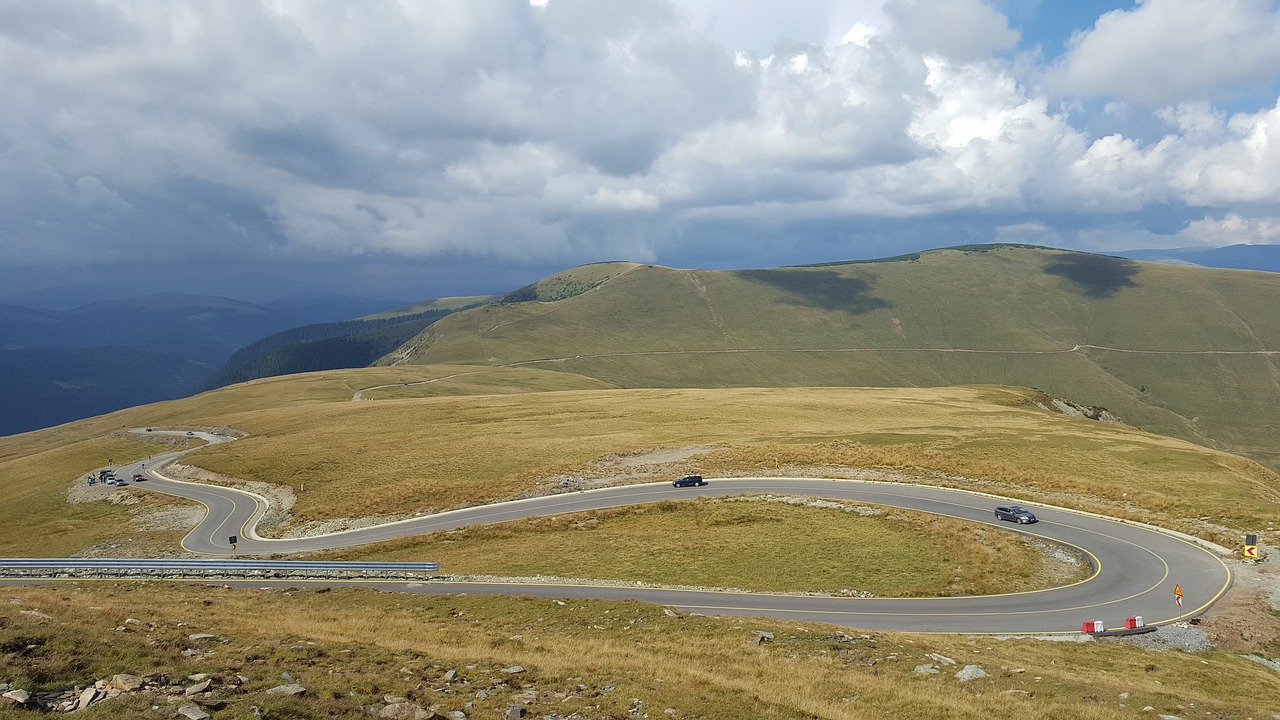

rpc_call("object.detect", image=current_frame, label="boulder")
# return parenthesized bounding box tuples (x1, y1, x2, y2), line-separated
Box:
(505, 706, 527, 720)
(188, 633, 217, 641)
(185, 679, 212, 695)
(110, 674, 145, 692)
(954, 665, 990, 682)
(926, 653, 956, 665)
(2, 689, 31, 705)
(265, 683, 307, 696)
(500, 665, 525, 675)
(914, 665, 940, 674)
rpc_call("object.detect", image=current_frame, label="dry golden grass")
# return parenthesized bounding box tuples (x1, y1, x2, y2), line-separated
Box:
(337, 498, 1088, 596)
(2, 583, 1276, 720)
(6, 375, 1278, 557)
(182, 384, 1280, 545)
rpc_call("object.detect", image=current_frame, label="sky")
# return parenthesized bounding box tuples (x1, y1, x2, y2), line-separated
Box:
(2, 0, 1280, 302)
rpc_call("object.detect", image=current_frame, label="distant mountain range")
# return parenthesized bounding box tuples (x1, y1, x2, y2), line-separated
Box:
(0, 291, 420, 435)
(1113, 243, 1280, 273)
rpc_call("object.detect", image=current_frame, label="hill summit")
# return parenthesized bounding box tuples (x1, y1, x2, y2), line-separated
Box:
(384, 245, 1280, 470)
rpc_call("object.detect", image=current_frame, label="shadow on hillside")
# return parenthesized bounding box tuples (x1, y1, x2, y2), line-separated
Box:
(1043, 254, 1141, 298)
(736, 269, 891, 314)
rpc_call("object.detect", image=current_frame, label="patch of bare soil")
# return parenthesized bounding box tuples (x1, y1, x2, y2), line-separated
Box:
(1200, 547, 1280, 653)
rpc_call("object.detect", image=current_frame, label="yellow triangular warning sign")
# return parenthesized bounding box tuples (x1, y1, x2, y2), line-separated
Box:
(1174, 584, 1182, 596)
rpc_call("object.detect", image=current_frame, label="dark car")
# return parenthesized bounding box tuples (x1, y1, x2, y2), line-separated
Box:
(994, 505, 1037, 524)
(672, 475, 706, 488)
(132, 474, 144, 482)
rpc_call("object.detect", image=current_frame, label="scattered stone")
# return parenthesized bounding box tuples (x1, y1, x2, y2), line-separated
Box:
(954, 665, 989, 682)
(1120, 692, 1131, 700)
(505, 705, 527, 720)
(265, 683, 307, 696)
(663, 609, 678, 617)
(188, 633, 217, 641)
(1158, 715, 1182, 720)
(178, 704, 212, 720)
(185, 679, 212, 696)
(110, 674, 145, 692)
(443, 669, 457, 682)
(500, 665, 525, 674)
(76, 688, 101, 710)
(188, 673, 210, 682)
(1000, 690, 1033, 699)
(926, 653, 956, 665)
(446, 712, 467, 720)
(379, 703, 440, 720)
(914, 665, 940, 674)
(753, 630, 774, 645)
(2, 689, 31, 705)
(385, 695, 409, 704)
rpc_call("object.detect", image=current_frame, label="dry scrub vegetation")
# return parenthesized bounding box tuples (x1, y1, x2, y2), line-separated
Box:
(2, 583, 1277, 720)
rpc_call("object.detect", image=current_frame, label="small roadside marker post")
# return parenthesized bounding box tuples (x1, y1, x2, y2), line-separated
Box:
(1245, 534, 1259, 560)
(229, 535, 238, 554)
(1174, 583, 1183, 607)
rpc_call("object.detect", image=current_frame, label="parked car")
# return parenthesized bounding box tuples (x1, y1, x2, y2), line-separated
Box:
(994, 505, 1037, 524)
(672, 475, 706, 488)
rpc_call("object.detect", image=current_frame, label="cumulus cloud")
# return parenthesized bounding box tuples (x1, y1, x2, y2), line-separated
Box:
(1, 0, 1280, 287)
(1047, 0, 1280, 106)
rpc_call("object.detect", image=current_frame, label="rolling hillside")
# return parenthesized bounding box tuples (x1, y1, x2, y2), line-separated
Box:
(385, 246, 1280, 470)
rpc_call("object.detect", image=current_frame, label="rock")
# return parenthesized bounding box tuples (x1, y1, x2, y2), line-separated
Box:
(2, 689, 30, 705)
(185, 679, 212, 695)
(178, 704, 212, 720)
(1000, 690, 1033, 699)
(379, 703, 441, 720)
(187, 673, 210, 682)
(505, 706, 527, 720)
(110, 674, 145, 692)
(265, 683, 307, 696)
(663, 608, 678, 617)
(753, 631, 774, 645)
(500, 665, 525, 674)
(926, 653, 956, 665)
(954, 665, 989, 682)
(1158, 716, 1182, 720)
(76, 688, 101, 710)
(443, 669, 457, 682)
(385, 695, 410, 704)
(188, 633, 217, 641)
(1119, 692, 1130, 700)
(914, 664, 940, 674)
(446, 712, 467, 720)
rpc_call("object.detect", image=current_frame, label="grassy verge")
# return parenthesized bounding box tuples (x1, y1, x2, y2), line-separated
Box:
(335, 498, 1090, 596)
(1, 583, 1276, 720)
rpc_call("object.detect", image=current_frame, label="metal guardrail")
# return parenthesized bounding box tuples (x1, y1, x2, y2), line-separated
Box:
(0, 558, 439, 572)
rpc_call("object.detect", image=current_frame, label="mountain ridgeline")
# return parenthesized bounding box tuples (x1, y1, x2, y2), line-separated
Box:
(383, 246, 1280, 471)
(205, 308, 463, 390)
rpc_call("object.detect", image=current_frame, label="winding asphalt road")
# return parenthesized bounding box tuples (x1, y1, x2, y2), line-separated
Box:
(109, 430, 1232, 634)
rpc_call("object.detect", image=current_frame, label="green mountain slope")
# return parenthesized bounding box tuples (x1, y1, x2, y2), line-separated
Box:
(385, 246, 1280, 469)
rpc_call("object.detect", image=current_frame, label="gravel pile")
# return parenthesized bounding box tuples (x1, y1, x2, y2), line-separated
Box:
(1101, 622, 1214, 652)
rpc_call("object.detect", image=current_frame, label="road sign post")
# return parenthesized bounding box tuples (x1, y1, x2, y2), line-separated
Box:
(229, 535, 238, 554)
(1245, 534, 1259, 559)
(1174, 583, 1183, 607)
